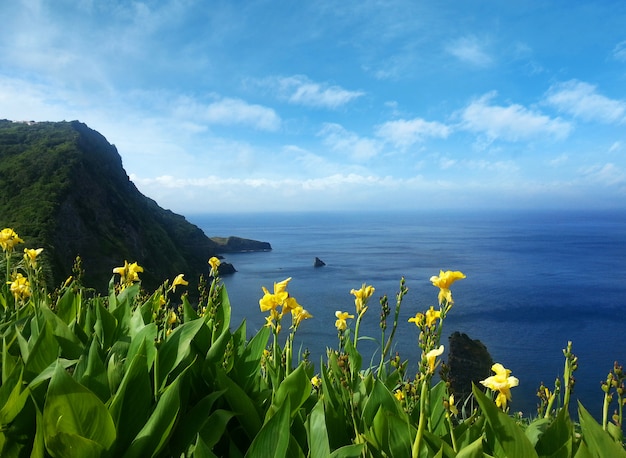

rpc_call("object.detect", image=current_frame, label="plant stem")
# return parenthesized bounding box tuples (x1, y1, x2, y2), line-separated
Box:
(412, 376, 430, 457)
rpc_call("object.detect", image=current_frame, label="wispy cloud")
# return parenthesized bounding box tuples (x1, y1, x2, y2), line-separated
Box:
(460, 92, 572, 142)
(545, 80, 626, 124)
(318, 123, 382, 160)
(260, 75, 364, 109)
(612, 40, 626, 62)
(579, 163, 625, 186)
(375, 117, 451, 149)
(445, 35, 493, 67)
(172, 96, 281, 131)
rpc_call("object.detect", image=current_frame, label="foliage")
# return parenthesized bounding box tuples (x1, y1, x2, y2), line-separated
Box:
(0, 227, 624, 457)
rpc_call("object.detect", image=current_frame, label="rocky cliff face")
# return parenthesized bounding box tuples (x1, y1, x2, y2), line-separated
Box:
(0, 120, 269, 292)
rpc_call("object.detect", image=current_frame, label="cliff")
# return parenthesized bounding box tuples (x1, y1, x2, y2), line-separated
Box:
(0, 119, 269, 292)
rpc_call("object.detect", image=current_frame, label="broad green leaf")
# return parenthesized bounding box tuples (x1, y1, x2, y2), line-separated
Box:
(39, 306, 83, 359)
(577, 401, 626, 458)
(122, 366, 188, 458)
(387, 412, 413, 457)
(2, 334, 19, 384)
(124, 322, 157, 372)
(169, 390, 227, 455)
(429, 380, 450, 436)
(108, 339, 152, 454)
(55, 286, 79, 325)
(328, 443, 365, 458)
(535, 408, 573, 458)
(43, 362, 116, 457)
(0, 364, 28, 424)
(422, 429, 457, 458)
(75, 337, 109, 402)
(306, 399, 331, 458)
(213, 286, 231, 339)
(472, 384, 538, 458)
(232, 325, 270, 393)
(455, 436, 483, 458)
(215, 369, 262, 441)
(24, 321, 59, 380)
(182, 294, 198, 322)
(95, 301, 117, 350)
(268, 363, 311, 420)
(362, 378, 403, 426)
(193, 434, 219, 458)
(106, 339, 130, 395)
(245, 398, 291, 458)
(525, 417, 551, 446)
(156, 318, 205, 389)
(198, 409, 237, 449)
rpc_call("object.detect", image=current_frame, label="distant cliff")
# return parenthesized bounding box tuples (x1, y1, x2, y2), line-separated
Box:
(0, 119, 270, 292)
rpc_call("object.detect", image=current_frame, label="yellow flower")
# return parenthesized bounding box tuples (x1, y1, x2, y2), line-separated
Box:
(430, 270, 466, 305)
(291, 305, 313, 328)
(394, 390, 405, 401)
(23, 248, 44, 268)
(448, 394, 458, 416)
(425, 345, 444, 373)
(480, 363, 519, 410)
(172, 273, 188, 292)
(425, 306, 441, 327)
(127, 262, 143, 282)
(0, 228, 24, 253)
(259, 277, 292, 312)
(208, 256, 221, 273)
(167, 310, 178, 325)
(350, 284, 375, 315)
(335, 311, 354, 331)
(7, 273, 31, 301)
(311, 375, 322, 388)
(408, 312, 424, 326)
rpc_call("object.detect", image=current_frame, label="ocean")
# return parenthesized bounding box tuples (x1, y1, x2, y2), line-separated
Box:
(189, 209, 626, 417)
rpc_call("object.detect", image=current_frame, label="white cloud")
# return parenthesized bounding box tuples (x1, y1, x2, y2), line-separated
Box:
(613, 40, 626, 62)
(173, 96, 281, 131)
(375, 118, 451, 149)
(579, 163, 625, 186)
(445, 35, 493, 67)
(545, 80, 626, 124)
(263, 75, 364, 109)
(318, 123, 382, 160)
(460, 92, 572, 141)
(549, 154, 569, 167)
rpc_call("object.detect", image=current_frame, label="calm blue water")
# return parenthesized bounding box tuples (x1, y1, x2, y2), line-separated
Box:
(189, 209, 626, 417)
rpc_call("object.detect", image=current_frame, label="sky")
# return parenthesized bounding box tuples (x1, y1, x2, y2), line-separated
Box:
(1, 0, 626, 214)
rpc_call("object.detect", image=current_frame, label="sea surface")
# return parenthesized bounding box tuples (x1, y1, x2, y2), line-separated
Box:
(189, 209, 626, 417)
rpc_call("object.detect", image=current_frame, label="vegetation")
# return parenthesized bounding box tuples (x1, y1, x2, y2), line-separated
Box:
(0, 120, 237, 294)
(0, 227, 624, 457)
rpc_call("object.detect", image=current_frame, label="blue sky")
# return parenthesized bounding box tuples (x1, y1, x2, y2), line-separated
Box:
(1, 0, 626, 213)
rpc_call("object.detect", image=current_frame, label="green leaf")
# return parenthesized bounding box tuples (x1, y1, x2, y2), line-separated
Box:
(198, 409, 237, 449)
(387, 412, 413, 457)
(182, 294, 198, 322)
(122, 366, 187, 458)
(169, 390, 227, 454)
(55, 286, 79, 325)
(245, 398, 291, 458)
(534, 408, 573, 458)
(75, 337, 110, 402)
(232, 325, 270, 392)
(95, 301, 117, 350)
(0, 364, 28, 424)
(268, 363, 311, 420)
(24, 321, 59, 380)
(108, 339, 152, 454)
(525, 417, 551, 446)
(156, 318, 206, 389)
(429, 380, 450, 436)
(43, 361, 116, 457)
(328, 443, 366, 458)
(577, 401, 626, 458)
(39, 306, 83, 360)
(215, 369, 262, 441)
(472, 383, 538, 458)
(124, 323, 157, 373)
(306, 398, 331, 458)
(455, 436, 483, 458)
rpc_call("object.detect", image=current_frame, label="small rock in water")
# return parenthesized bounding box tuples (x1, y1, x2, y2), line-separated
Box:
(313, 257, 326, 267)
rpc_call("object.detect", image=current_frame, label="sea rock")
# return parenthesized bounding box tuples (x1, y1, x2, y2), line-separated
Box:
(447, 331, 493, 402)
(210, 236, 272, 252)
(314, 257, 326, 267)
